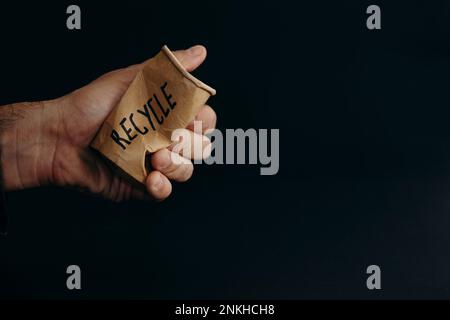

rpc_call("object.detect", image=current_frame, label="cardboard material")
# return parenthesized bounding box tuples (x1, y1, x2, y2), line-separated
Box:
(90, 45, 216, 184)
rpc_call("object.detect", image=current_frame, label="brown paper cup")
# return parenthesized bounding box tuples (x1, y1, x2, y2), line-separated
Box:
(90, 45, 216, 185)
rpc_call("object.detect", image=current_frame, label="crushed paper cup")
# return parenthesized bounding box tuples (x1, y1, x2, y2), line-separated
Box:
(90, 45, 216, 185)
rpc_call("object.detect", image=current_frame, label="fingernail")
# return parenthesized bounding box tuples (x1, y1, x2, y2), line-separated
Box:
(151, 174, 164, 192)
(189, 45, 203, 57)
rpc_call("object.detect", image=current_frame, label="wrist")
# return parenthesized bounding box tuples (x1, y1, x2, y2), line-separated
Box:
(0, 99, 60, 191)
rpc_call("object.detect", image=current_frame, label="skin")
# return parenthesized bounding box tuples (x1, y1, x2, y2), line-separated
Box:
(0, 45, 217, 202)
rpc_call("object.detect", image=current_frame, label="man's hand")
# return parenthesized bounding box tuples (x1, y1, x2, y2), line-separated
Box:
(0, 45, 216, 201)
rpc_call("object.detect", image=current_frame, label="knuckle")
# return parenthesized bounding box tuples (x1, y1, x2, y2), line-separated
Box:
(151, 149, 172, 171)
(179, 165, 194, 182)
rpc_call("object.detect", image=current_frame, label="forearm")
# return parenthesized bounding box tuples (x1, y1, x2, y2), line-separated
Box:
(0, 100, 59, 191)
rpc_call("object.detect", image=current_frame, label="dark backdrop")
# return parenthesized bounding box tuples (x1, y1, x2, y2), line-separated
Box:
(2, 0, 450, 299)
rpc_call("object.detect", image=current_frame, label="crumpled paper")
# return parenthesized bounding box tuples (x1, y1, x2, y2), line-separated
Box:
(90, 45, 216, 185)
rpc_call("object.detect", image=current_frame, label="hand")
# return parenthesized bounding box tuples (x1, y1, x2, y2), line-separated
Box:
(0, 45, 216, 201)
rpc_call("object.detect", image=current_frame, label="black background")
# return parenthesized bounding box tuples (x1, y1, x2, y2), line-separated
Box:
(2, 0, 450, 299)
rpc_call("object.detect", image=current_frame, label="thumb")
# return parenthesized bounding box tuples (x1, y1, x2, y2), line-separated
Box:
(172, 45, 207, 72)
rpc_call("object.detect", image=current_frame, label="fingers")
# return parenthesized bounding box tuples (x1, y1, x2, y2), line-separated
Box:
(145, 171, 172, 201)
(172, 45, 207, 72)
(151, 149, 194, 182)
(169, 129, 212, 160)
(142, 129, 209, 201)
(186, 105, 217, 133)
(92, 45, 207, 94)
(141, 131, 208, 201)
(136, 44, 209, 201)
(135, 149, 194, 202)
